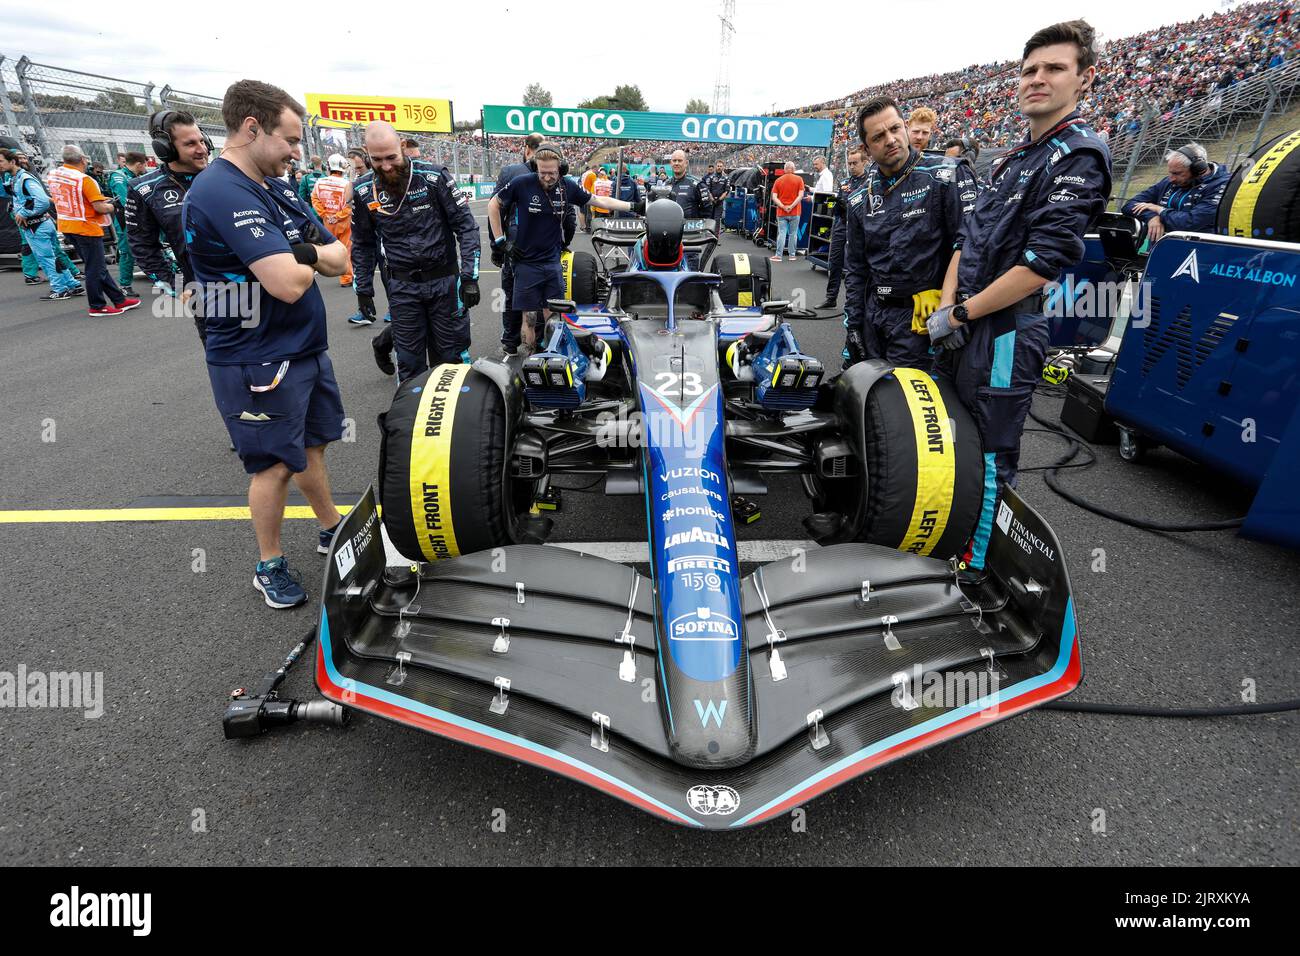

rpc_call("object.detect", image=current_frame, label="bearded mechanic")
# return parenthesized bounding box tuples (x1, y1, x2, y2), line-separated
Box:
(929, 19, 1111, 573)
(842, 97, 970, 369)
(351, 121, 481, 381)
(487, 142, 637, 351)
(664, 149, 712, 267)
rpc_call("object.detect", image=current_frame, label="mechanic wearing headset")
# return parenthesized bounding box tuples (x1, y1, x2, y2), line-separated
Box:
(488, 132, 576, 357)
(351, 120, 481, 381)
(1121, 142, 1229, 243)
(487, 142, 637, 352)
(929, 19, 1111, 573)
(842, 96, 969, 369)
(814, 144, 868, 310)
(125, 110, 212, 338)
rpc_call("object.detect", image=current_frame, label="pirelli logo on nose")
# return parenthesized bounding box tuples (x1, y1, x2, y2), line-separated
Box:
(318, 100, 398, 123)
(408, 365, 471, 561)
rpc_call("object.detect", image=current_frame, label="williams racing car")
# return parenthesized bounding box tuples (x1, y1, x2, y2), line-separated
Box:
(315, 201, 1081, 829)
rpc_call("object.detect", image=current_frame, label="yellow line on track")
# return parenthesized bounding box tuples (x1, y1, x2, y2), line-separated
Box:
(0, 505, 362, 524)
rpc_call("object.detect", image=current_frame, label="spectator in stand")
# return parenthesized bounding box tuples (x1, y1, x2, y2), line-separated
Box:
(47, 145, 140, 317)
(1121, 142, 1230, 240)
(107, 151, 147, 296)
(770, 161, 805, 262)
(908, 106, 938, 151)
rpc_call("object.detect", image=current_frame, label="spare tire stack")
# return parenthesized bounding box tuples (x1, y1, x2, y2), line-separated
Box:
(713, 252, 770, 308)
(1216, 128, 1300, 241)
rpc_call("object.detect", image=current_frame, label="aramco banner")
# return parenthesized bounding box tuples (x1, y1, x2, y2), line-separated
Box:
(482, 105, 832, 147)
(305, 94, 453, 133)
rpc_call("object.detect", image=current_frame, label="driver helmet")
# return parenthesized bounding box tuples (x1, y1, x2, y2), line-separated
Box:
(643, 199, 685, 269)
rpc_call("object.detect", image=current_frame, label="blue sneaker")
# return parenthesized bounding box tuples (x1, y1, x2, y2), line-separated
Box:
(347, 310, 374, 326)
(253, 556, 307, 608)
(383, 312, 392, 323)
(318, 519, 342, 554)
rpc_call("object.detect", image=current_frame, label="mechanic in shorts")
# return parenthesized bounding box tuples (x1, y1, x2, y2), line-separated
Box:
(928, 19, 1111, 572)
(486, 142, 637, 351)
(182, 79, 352, 609)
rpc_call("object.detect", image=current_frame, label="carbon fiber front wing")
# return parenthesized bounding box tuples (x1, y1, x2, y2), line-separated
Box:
(316, 487, 1080, 829)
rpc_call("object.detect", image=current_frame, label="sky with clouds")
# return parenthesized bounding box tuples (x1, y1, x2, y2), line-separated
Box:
(6, 0, 1240, 118)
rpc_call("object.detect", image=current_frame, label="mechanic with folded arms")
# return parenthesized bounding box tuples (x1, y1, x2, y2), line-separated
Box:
(842, 96, 968, 369)
(1120, 142, 1229, 242)
(929, 19, 1111, 571)
(182, 79, 351, 609)
(488, 133, 576, 356)
(487, 142, 636, 352)
(351, 120, 481, 381)
(126, 109, 211, 338)
(815, 144, 868, 310)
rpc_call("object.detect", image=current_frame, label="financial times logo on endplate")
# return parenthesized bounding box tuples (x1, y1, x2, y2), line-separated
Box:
(670, 607, 738, 642)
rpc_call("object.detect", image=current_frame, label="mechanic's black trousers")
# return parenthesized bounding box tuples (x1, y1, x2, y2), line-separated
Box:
(824, 219, 847, 300)
(859, 300, 934, 371)
(388, 275, 470, 381)
(935, 308, 1050, 569)
(500, 259, 523, 350)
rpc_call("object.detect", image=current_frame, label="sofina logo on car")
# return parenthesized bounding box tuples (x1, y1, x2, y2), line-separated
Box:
(670, 607, 738, 641)
(686, 784, 739, 815)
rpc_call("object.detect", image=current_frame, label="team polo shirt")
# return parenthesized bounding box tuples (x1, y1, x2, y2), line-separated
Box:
(494, 172, 591, 265)
(182, 158, 336, 365)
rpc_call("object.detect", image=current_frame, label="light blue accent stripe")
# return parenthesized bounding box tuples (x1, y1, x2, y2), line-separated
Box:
(990, 330, 1016, 388)
(970, 452, 998, 570)
(1050, 137, 1071, 155)
(1024, 249, 1037, 263)
(732, 596, 1079, 826)
(318, 611, 701, 827)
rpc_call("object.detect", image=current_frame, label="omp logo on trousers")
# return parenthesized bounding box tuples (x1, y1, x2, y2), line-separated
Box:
(894, 370, 955, 556)
(408, 365, 471, 561)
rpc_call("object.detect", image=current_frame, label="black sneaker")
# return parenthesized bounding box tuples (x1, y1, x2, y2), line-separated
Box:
(41, 290, 74, 300)
(372, 335, 396, 376)
(814, 298, 838, 310)
(68, 286, 85, 296)
(318, 519, 342, 555)
(24, 276, 41, 285)
(253, 556, 308, 608)
(121, 286, 139, 297)
(500, 343, 519, 357)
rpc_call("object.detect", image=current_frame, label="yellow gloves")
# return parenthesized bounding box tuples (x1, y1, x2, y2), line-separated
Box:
(911, 289, 943, 333)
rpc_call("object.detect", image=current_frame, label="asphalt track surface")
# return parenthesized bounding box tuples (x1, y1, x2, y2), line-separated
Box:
(1, 200, 1296, 865)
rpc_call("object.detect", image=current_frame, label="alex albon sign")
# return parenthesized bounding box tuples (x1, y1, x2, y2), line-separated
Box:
(483, 105, 833, 147)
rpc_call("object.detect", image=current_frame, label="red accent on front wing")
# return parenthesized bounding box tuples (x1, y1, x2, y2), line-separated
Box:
(740, 635, 1084, 826)
(314, 646, 693, 827)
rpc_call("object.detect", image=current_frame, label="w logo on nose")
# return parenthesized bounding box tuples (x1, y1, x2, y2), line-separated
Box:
(694, 698, 728, 728)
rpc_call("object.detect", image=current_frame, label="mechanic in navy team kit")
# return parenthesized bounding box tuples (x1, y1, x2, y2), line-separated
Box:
(815, 144, 868, 310)
(1121, 141, 1229, 241)
(701, 159, 731, 235)
(351, 121, 482, 382)
(125, 109, 211, 339)
(664, 149, 712, 268)
(182, 80, 352, 609)
(928, 19, 1112, 571)
(487, 142, 637, 351)
(842, 97, 970, 369)
(489, 132, 577, 356)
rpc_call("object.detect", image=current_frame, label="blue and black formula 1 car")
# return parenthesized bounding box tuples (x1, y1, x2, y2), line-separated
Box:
(315, 202, 1082, 829)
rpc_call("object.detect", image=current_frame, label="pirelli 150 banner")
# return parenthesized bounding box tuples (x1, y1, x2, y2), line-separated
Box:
(306, 93, 453, 133)
(482, 105, 833, 147)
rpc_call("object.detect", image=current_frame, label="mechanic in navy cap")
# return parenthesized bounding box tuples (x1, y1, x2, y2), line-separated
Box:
(487, 142, 638, 352)
(927, 19, 1112, 572)
(841, 96, 972, 370)
(182, 79, 351, 610)
(351, 120, 482, 381)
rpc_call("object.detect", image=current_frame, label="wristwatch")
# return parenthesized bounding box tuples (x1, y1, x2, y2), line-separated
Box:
(953, 303, 971, 323)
